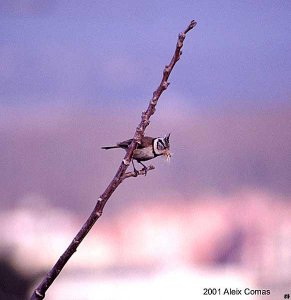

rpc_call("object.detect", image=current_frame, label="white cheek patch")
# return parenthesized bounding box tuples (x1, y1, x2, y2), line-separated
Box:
(153, 139, 160, 155)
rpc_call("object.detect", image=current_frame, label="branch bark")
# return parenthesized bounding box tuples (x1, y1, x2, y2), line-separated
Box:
(30, 20, 197, 300)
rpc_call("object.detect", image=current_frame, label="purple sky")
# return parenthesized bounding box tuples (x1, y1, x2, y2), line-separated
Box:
(1, 1, 290, 109)
(1, 1, 291, 212)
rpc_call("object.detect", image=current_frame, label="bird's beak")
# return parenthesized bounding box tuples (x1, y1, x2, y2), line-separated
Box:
(163, 149, 172, 161)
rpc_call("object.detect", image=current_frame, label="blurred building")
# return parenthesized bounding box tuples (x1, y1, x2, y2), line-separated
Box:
(1, 191, 290, 299)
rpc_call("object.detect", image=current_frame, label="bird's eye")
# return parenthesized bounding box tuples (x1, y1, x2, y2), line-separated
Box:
(157, 140, 165, 150)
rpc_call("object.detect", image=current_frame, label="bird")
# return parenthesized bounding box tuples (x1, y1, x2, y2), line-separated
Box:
(101, 134, 171, 174)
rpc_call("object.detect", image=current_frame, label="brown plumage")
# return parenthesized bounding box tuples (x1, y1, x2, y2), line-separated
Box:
(101, 134, 171, 172)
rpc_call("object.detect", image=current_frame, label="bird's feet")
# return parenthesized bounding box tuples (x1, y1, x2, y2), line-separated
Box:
(133, 161, 148, 176)
(138, 162, 148, 176)
(142, 167, 147, 176)
(131, 160, 139, 177)
(133, 168, 139, 177)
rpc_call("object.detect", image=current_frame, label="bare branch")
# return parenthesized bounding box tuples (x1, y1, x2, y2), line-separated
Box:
(30, 20, 197, 300)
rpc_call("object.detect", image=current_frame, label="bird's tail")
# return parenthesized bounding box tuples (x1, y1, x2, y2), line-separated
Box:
(101, 146, 119, 150)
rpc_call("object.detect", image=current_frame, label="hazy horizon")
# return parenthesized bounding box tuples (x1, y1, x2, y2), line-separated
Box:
(1, 103, 291, 215)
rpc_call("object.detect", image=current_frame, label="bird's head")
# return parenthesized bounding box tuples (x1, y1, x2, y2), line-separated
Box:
(153, 133, 172, 160)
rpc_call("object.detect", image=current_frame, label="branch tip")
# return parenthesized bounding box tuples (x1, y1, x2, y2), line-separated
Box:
(185, 20, 197, 33)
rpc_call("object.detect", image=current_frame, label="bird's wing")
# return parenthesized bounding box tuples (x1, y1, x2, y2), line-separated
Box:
(117, 136, 154, 149)
(117, 139, 132, 149)
(140, 136, 154, 148)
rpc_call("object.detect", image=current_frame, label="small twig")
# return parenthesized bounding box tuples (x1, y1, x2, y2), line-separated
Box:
(30, 20, 197, 300)
(122, 165, 155, 180)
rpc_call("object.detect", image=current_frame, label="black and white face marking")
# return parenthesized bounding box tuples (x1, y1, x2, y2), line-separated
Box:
(153, 135, 170, 156)
(157, 139, 166, 150)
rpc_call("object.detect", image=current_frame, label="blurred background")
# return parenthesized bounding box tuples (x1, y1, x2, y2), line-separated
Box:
(1, 1, 291, 299)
